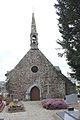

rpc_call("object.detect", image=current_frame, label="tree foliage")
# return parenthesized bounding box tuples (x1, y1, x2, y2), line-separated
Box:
(54, 0, 80, 80)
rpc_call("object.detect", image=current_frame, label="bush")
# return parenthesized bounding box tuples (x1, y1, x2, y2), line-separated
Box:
(41, 98, 68, 110)
(9, 103, 16, 108)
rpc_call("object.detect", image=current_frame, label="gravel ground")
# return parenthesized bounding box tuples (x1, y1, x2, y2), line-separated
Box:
(0, 101, 61, 120)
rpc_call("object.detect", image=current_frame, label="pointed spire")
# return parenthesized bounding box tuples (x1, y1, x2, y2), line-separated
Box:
(32, 13, 35, 25)
(30, 13, 38, 50)
(31, 13, 37, 33)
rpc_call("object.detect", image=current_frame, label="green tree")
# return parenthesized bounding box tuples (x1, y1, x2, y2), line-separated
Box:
(54, 0, 80, 80)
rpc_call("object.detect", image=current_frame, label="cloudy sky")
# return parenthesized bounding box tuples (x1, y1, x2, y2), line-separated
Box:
(0, 0, 71, 81)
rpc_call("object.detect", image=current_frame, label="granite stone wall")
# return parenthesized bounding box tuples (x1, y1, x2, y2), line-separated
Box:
(6, 49, 75, 100)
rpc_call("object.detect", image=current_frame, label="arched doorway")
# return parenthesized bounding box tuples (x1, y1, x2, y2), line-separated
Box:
(30, 86, 40, 101)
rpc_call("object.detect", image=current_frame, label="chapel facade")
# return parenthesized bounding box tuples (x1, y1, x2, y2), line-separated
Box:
(5, 13, 76, 100)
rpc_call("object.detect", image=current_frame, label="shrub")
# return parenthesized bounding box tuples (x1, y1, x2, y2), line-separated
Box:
(41, 98, 68, 110)
(9, 103, 16, 108)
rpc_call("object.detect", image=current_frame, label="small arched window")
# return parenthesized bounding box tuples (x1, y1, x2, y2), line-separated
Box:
(32, 35, 36, 40)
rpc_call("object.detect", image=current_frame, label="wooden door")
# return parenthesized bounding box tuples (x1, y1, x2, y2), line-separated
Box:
(30, 86, 40, 101)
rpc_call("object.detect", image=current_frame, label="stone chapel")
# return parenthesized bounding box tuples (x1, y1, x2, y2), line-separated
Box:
(5, 13, 76, 100)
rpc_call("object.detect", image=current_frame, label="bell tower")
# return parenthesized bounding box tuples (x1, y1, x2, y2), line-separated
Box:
(30, 13, 38, 49)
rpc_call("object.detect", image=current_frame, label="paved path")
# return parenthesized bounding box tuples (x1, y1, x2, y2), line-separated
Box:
(0, 101, 61, 120)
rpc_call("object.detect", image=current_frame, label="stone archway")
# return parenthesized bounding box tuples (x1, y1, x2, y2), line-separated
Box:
(30, 86, 40, 101)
